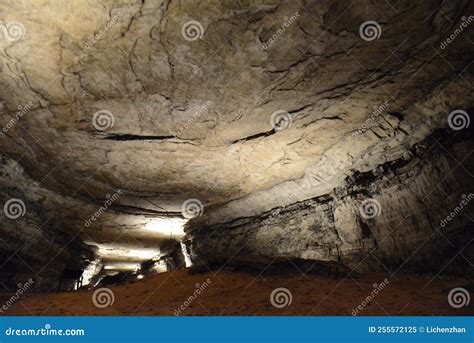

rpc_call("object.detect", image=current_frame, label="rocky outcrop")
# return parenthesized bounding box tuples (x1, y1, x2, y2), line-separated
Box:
(187, 129, 474, 274)
(0, 155, 93, 291)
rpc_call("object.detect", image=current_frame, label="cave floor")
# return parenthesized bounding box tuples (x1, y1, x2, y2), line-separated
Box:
(2, 270, 472, 316)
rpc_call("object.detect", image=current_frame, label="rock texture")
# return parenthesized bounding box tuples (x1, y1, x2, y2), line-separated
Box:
(187, 129, 474, 274)
(0, 0, 473, 289)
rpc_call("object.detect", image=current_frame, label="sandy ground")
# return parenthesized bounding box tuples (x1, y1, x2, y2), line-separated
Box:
(1, 270, 472, 316)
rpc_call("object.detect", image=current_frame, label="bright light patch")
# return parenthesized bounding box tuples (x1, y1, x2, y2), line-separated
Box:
(152, 260, 169, 273)
(81, 258, 101, 286)
(145, 217, 187, 239)
(126, 249, 160, 259)
(104, 262, 141, 271)
(97, 245, 161, 261)
(181, 242, 193, 268)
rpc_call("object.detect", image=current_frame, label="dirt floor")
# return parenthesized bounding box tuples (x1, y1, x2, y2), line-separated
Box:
(1, 269, 472, 316)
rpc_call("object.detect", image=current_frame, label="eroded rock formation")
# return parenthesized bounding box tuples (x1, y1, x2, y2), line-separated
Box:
(0, 0, 473, 290)
(187, 129, 474, 274)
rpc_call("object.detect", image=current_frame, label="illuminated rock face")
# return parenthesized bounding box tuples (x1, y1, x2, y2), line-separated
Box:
(0, 1, 473, 289)
(187, 132, 474, 274)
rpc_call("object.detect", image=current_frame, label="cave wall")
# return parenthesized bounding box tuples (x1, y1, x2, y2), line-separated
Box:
(0, 0, 473, 287)
(187, 130, 474, 274)
(0, 155, 95, 291)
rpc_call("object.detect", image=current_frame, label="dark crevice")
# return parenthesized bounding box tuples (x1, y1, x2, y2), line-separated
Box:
(300, 115, 344, 128)
(230, 130, 275, 144)
(340, 126, 473, 193)
(101, 134, 176, 141)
